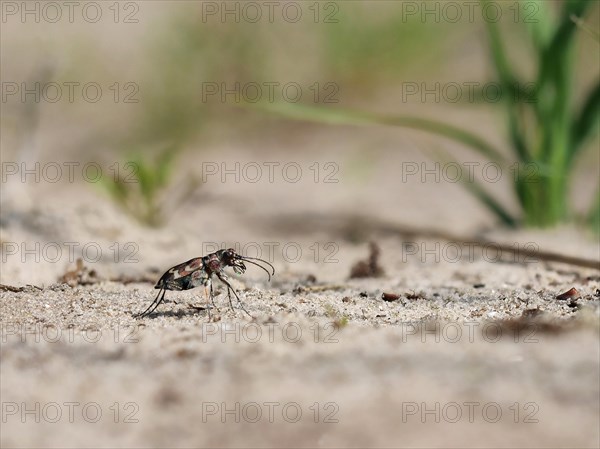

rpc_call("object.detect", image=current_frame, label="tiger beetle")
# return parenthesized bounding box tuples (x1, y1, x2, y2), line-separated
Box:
(134, 248, 275, 319)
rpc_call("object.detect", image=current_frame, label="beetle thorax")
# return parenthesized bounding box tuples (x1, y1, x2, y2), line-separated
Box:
(205, 256, 221, 273)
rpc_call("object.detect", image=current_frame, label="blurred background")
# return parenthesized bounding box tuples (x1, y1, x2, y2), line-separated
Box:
(1, 0, 598, 282)
(2, 3, 600, 448)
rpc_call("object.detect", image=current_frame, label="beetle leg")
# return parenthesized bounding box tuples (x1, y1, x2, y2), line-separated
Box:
(209, 280, 220, 312)
(217, 273, 251, 317)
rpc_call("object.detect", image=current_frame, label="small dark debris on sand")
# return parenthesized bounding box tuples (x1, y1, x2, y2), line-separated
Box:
(350, 241, 384, 278)
(521, 308, 543, 319)
(405, 291, 426, 300)
(556, 287, 580, 301)
(293, 284, 346, 294)
(0, 284, 25, 292)
(59, 258, 101, 287)
(305, 274, 317, 284)
(381, 292, 400, 302)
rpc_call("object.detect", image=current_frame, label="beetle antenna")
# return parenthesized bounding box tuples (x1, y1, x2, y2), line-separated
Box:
(239, 256, 275, 275)
(239, 258, 273, 281)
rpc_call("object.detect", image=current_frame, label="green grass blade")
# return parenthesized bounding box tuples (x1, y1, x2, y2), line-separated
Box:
(156, 145, 178, 188)
(571, 78, 600, 156)
(481, 1, 516, 87)
(250, 102, 508, 164)
(130, 155, 157, 205)
(538, 0, 589, 90)
(535, 1, 588, 162)
(536, 0, 590, 223)
(523, 0, 555, 49)
(506, 104, 530, 162)
(462, 178, 519, 228)
(430, 148, 518, 227)
(97, 172, 129, 206)
(481, 1, 530, 162)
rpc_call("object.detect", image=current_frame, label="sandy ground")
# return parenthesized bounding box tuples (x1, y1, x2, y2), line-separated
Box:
(1, 1, 599, 445)
(1, 273, 599, 448)
(1, 140, 600, 448)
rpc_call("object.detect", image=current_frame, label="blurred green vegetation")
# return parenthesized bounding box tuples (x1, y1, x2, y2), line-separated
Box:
(254, 0, 599, 230)
(484, 0, 599, 228)
(63, 1, 596, 230)
(130, 12, 270, 148)
(125, 2, 450, 147)
(98, 146, 176, 226)
(96, 2, 453, 225)
(98, 145, 201, 227)
(320, 4, 451, 87)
